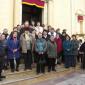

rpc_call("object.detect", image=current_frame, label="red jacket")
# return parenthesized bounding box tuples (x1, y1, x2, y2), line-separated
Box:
(55, 37, 63, 54)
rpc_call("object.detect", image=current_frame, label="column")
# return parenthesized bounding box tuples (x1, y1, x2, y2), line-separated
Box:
(47, 0, 53, 26)
(13, 0, 22, 26)
(42, 3, 47, 26)
(0, 0, 14, 33)
(80, 21, 83, 34)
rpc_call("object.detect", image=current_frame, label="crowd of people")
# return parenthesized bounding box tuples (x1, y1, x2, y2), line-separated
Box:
(0, 21, 85, 81)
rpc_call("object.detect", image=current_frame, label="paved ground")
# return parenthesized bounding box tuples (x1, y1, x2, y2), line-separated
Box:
(0, 65, 81, 85)
(34, 71, 85, 85)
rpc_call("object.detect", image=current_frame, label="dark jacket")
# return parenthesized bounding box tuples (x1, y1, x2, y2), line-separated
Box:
(42, 35, 49, 41)
(2, 39, 7, 55)
(63, 40, 72, 55)
(47, 40, 57, 58)
(35, 38, 47, 54)
(0, 40, 5, 56)
(7, 37, 20, 59)
(80, 42, 85, 53)
(71, 40, 79, 55)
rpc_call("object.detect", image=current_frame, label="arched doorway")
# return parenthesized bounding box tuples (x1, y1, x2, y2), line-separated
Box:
(22, 4, 42, 24)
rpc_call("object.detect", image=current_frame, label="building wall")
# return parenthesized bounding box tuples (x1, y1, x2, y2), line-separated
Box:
(43, 0, 85, 35)
(0, 0, 22, 33)
(0, 0, 85, 34)
(0, 0, 13, 33)
(14, 0, 22, 27)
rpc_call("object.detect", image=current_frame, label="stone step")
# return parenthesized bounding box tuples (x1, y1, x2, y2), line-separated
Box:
(0, 65, 80, 85)
(4, 64, 64, 76)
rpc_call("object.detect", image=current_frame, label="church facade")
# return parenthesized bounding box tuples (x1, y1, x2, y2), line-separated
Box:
(0, 0, 85, 35)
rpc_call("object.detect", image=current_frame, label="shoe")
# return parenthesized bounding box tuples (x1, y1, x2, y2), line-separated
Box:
(36, 72, 40, 75)
(28, 67, 32, 70)
(24, 68, 27, 71)
(11, 69, 15, 72)
(65, 67, 69, 69)
(0, 76, 6, 79)
(4, 66, 8, 70)
(52, 69, 56, 72)
(48, 69, 51, 72)
(42, 72, 45, 74)
(0, 78, 2, 81)
(16, 68, 19, 72)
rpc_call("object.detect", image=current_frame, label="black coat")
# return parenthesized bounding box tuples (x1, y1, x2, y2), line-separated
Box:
(0, 40, 5, 62)
(80, 42, 85, 69)
(80, 42, 85, 53)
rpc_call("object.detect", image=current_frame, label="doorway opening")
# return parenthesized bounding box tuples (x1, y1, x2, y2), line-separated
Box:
(22, 4, 42, 24)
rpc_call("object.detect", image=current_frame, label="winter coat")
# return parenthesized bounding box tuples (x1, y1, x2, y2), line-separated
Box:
(63, 40, 72, 55)
(7, 38, 20, 59)
(55, 37, 63, 54)
(79, 42, 85, 53)
(0, 40, 5, 56)
(35, 38, 47, 54)
(47, 40, 57, 58)
(20, 33, 32, 53)
(2, 39, 7, 55)
(71, 40, 79, 55)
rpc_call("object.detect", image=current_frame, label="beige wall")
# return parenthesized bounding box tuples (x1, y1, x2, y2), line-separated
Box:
(0, 0, 22, 33)
(43, 0, 85, 35)
(0, 0, 13, 33)
(14, 0, 22, 27)
(0, 0, 85, 34)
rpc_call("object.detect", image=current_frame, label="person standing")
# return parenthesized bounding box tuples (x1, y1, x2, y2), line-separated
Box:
(7, 31, 20, 72)
(42, 30, 49, 66)
(79, 41, 85, 70)
(48, 28, 56, 39)
(2, 29, 9, 39)
(0, 33, 6, 81)
(71, 35, 79, 67)
(63, 35, 72, 68)
(35, 22, 43, 35)
(35, 32, 47, 74)
(47, 35, 57, 72)
(43, 30, 49, 41)
(20, 29, 33, 70)
(30, 21, 36, 31)
(2, 34, 8, 70)
(23, 21, 32, 33)
(31, 29, 37, 63)
(55, 34, 63, 64)
(77, 39, 82, 63)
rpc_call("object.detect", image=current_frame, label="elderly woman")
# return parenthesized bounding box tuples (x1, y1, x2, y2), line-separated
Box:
(0, 33, 6, 81)
(7, 31, 20, 72)
(71, 35, 79, 67)
(35, 32, 47, 74)
(55, 34, 63, 64)
(63, 35, 72, 68)
(20, 28, 33, 70)
(79, 41, 85, 70)
(47, 35, 57, 72)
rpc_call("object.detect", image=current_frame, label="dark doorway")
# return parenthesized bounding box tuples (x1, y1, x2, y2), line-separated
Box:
(22, 4, 42, 24)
